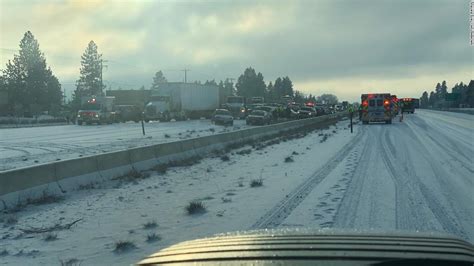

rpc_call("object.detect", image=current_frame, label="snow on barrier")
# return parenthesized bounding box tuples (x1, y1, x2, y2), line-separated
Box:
(0, 112, 347, 209)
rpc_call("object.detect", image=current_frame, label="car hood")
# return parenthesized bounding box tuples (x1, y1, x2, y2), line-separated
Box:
(138, 228, 474, 265)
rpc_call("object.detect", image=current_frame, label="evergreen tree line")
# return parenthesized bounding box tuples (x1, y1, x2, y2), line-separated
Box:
(0, 31, 62, 117)
(419, 80, 474, 109)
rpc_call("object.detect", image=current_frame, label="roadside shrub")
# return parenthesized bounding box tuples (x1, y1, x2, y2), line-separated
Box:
(27, 191, 64, 206)
(236, 149, 252, 155)
(153, 164, 168, 174)
(221, 197, 232, 203)
(59, 258, 81, 266)
(143, 220, 158, 229)
(220, 155, 230, 161)
(78, 182, 96, 190)
(185, 200, 206, 215)
(43, 233, 58, 241)
(284, 156, 294, 163)
(250, 179, 263, 187)
(146, 233, 161, 243)
(113, 240, 136, 253)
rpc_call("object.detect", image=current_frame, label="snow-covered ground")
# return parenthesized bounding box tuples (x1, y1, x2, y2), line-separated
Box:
(0, 119, 249, 171)
(0, 110, 472, 265)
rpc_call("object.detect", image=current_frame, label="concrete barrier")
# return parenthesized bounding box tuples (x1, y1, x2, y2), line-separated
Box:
(0, 112, 347, 209)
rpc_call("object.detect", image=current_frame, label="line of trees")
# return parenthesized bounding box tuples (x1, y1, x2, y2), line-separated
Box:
(419, 80, 474, 109)
(234, 67, 338, 104)
(1, 32, 341, 118)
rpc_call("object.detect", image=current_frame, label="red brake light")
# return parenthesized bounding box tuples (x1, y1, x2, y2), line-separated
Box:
(384, 100, 390, 106)
(362, 100, 368, 106)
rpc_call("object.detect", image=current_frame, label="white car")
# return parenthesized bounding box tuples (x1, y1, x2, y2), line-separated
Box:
(212, 109, 234, 126)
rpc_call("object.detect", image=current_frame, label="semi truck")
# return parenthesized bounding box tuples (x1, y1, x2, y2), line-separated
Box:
(77, 96, 117, 125)
(361, 93, 393, 124)
(106, 90, 151, 122)
(144, 83, 219, 122)
(224, 96, 246, 119)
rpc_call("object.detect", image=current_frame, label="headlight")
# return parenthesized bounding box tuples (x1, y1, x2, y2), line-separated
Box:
(77, 114, 81, 118)
(241, 109, 245, 113)
(95, 114, 99, 118)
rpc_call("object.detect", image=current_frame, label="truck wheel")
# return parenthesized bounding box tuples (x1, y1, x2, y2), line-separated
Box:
(386, 119, 392, 124)
(362, 121, 368, 125)
(77, 121, 83, 125)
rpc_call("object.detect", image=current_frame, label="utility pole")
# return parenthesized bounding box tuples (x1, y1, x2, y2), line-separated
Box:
(182, 68, 190, 83)
(100, 59, 108, 93)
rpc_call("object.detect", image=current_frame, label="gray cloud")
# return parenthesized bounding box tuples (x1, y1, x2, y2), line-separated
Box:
(1, 0, 472, 100)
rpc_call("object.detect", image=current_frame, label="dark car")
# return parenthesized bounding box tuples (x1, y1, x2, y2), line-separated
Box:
(246, 110, 271, 125)
(298, 106, 316, 119)
(314, 106, 326, 116)
(212, 109, 233, 126)
(255, 106, 277, 121)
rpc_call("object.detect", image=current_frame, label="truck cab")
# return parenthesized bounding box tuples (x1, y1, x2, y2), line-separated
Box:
(77, 96, 116, 125)
(361, 93, 392, 124)
(225, 96, 246, 119)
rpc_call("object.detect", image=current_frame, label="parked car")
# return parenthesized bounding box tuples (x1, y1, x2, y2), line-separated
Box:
(314, 106, 326, 116)
(212, 109, 233, 126)
(255, 106, 277, 121)
(245, 104, 263, 115)
(246, 110, 271, 125)
(298, 106, 316, 119)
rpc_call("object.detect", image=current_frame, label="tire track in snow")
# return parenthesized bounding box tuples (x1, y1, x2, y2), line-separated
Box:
(379, 127, 414, 230)
(250, 128, 363, 229)
(332, 127, 373, 228)
(383, 126, 467, 240)
(407, 116, 473, 173)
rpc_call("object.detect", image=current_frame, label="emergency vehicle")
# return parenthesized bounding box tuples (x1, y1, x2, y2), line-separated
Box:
(361, 93, 393, 124)
(400, 98, 416, 114)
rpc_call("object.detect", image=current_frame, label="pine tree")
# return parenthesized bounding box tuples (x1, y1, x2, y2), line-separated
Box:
(72, 41, 104, 110)
(235, 67, 266, 97)
(2, 31, 62, 116)
(151, 71, 167, 90)
(420, 91, 429, 108)
(281, 77, 294, 97)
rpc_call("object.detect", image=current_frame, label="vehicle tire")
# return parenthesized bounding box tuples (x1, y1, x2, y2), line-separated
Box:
(386, 119, 392, 124)
(77, 121, 83, 125)
(362, 121, 368, 125)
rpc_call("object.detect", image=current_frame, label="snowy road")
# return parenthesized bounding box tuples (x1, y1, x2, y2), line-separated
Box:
(282, 110, 473, 242)
(0, 110, 472, 265)
(0, 119, 249, 171)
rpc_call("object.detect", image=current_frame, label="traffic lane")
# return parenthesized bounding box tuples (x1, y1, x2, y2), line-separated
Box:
(0, 119, 250, 171)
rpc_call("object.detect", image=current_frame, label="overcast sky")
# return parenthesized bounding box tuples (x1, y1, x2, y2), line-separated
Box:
(1, 0, 472, 102)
